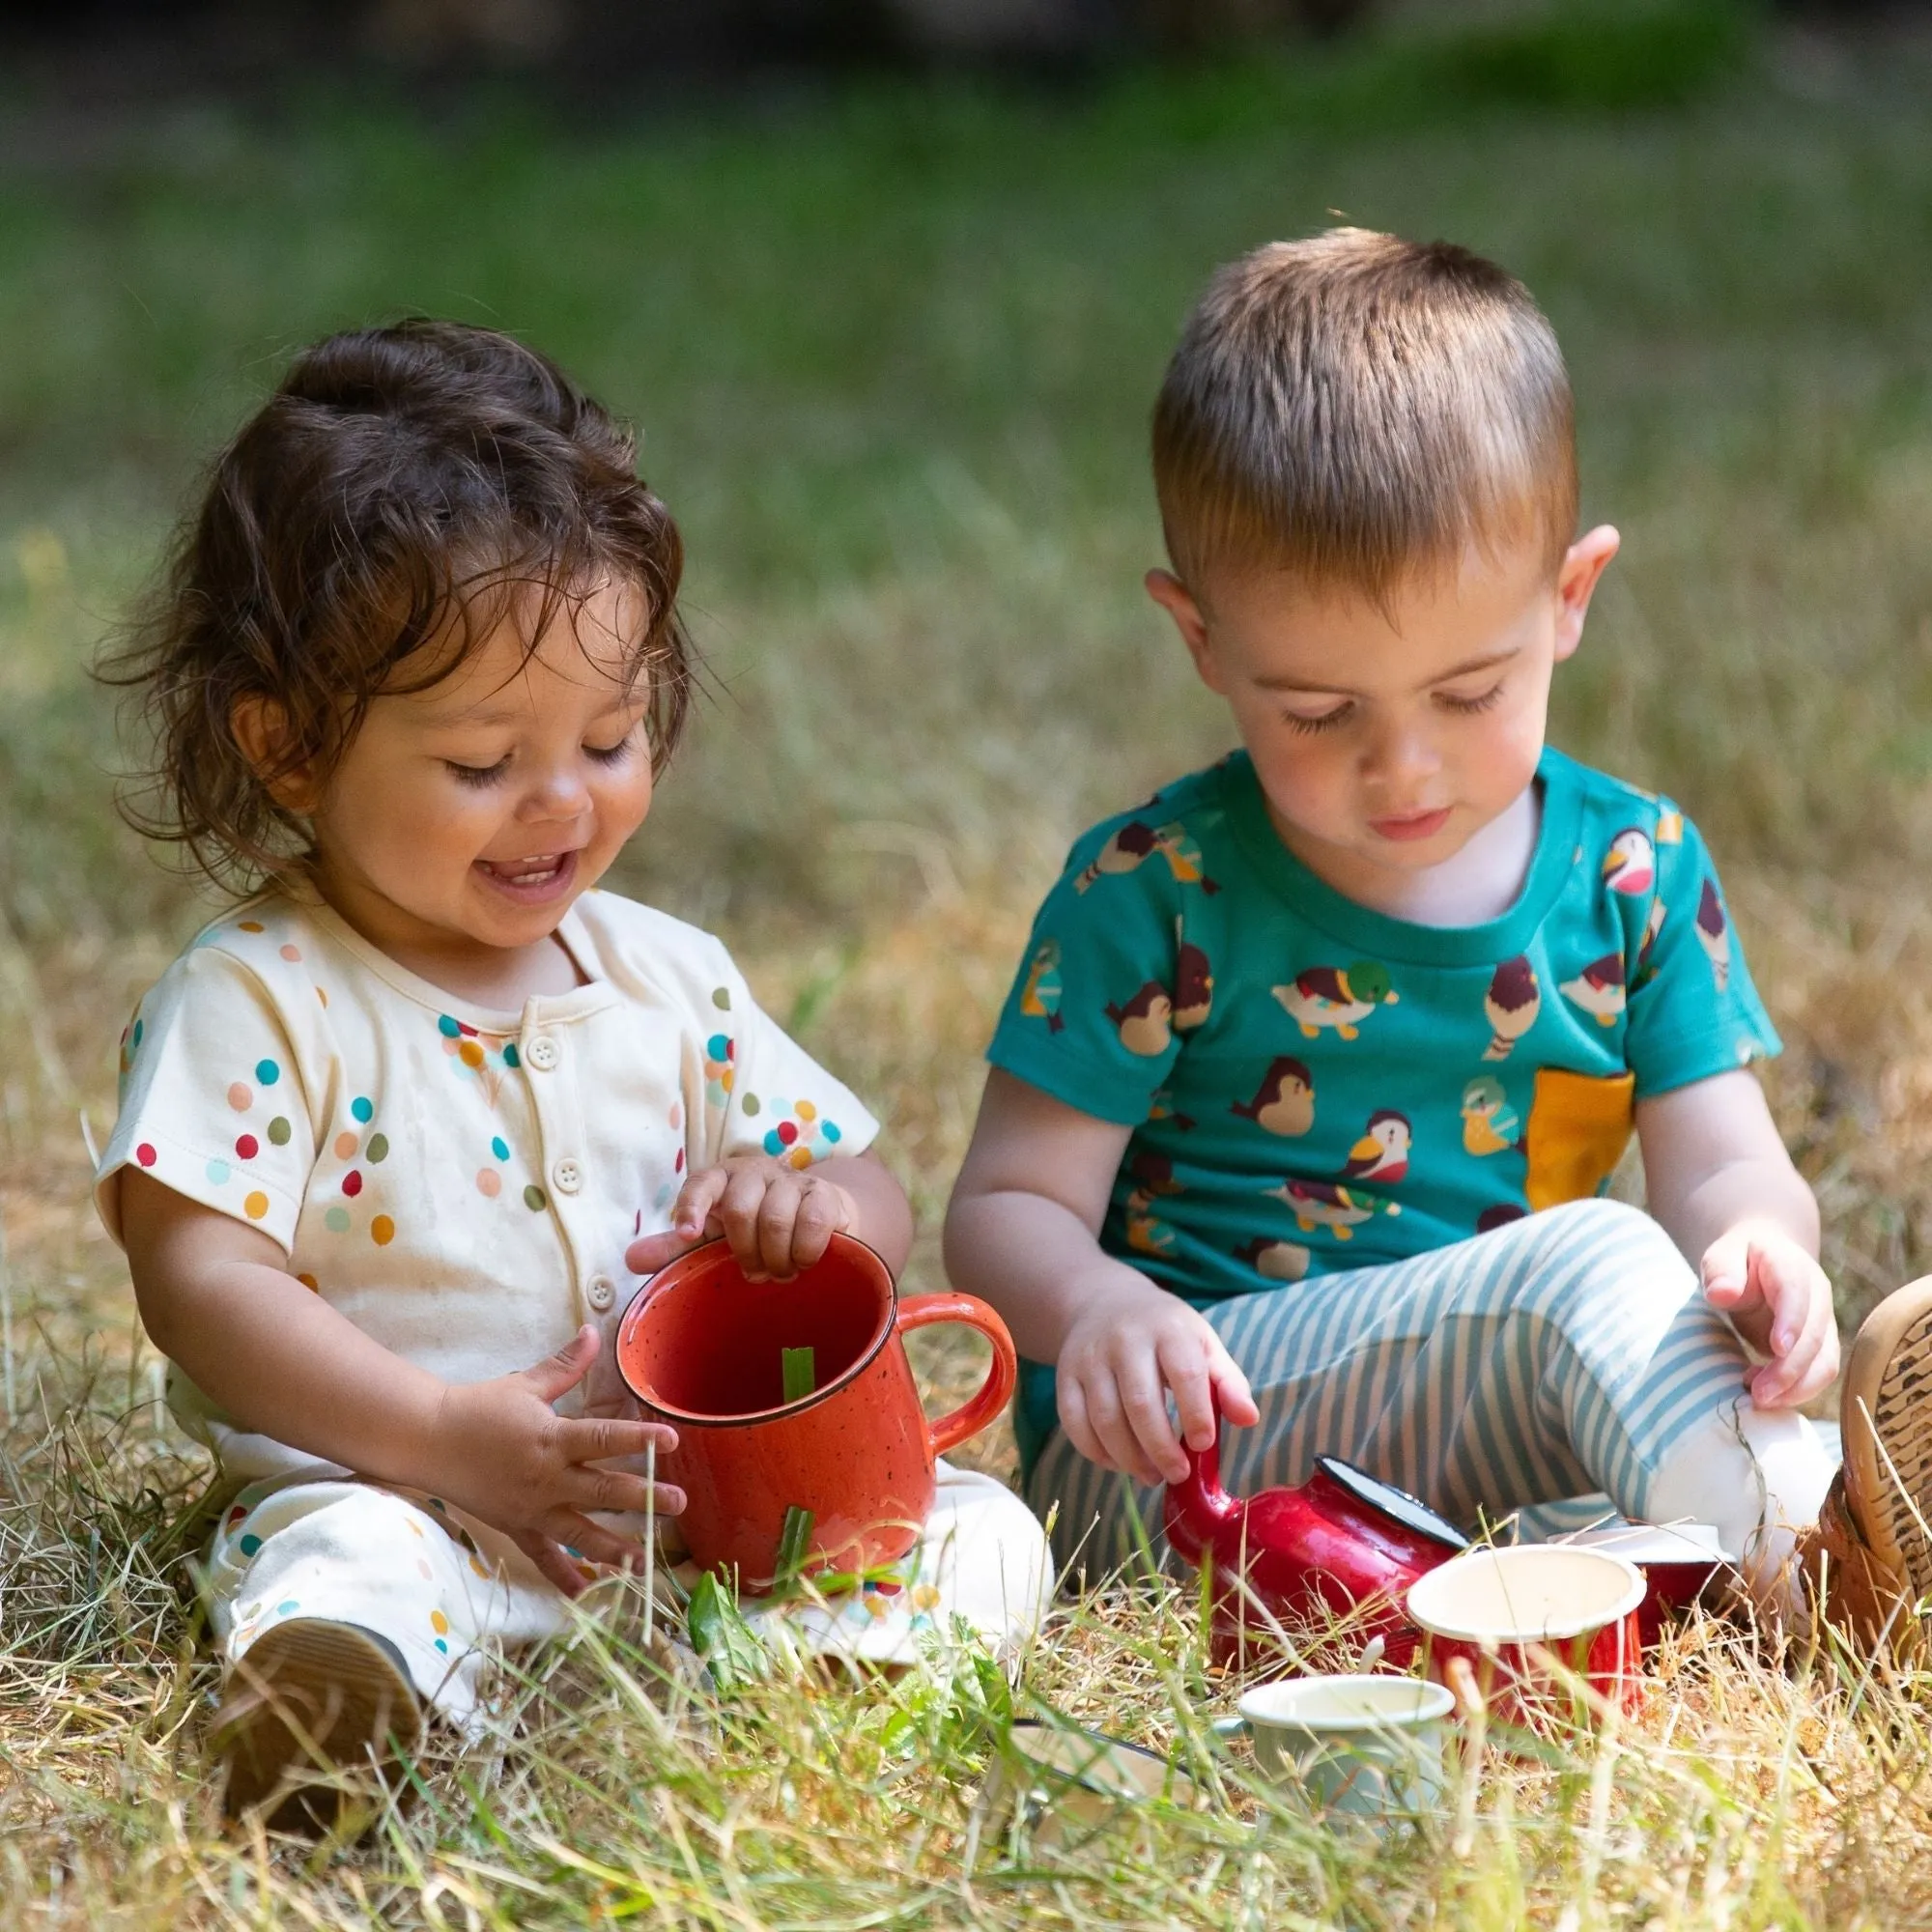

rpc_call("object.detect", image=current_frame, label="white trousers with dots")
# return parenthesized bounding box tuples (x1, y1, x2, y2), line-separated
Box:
(203, 1475, 575, 1734)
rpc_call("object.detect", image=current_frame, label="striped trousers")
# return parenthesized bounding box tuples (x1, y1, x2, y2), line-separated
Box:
(1028, 1200, 1835, 1594)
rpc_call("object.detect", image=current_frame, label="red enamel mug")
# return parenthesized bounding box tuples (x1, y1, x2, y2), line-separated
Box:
(1406, 1546, 1647, 1727)
(614, 1234, 1017, 1592)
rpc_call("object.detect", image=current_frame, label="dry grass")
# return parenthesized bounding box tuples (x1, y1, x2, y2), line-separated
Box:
(8, 7, 1932, 1924)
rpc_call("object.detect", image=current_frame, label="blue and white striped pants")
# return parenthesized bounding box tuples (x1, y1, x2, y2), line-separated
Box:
(1028, 1200, 1835, 1592)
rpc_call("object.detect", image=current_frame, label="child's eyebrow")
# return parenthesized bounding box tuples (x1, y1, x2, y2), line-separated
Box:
(424, 701, 526, 728)
(1253, 646, 1520, 696)
(420, 691, 644, 730)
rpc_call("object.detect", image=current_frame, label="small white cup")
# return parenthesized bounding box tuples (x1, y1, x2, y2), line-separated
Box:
(993, 1719, 1198, 1849)
(1235, 1674, 1457, 1818)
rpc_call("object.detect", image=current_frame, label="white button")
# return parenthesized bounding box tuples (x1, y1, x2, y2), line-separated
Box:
(585, 1274, 615, 1313)
(526, 1035, 559, 1070)
(553, 1158, 582, 1195)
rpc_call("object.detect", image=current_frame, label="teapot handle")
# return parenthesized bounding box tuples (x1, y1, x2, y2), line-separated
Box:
(895, 1293, 1018, 1455)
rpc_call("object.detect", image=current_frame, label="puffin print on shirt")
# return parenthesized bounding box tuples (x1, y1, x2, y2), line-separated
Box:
(987, 747, 1779, 1322)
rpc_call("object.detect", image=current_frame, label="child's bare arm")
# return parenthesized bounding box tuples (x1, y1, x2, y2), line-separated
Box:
(943, 1069, 1256, 1485)
(118, 1168, 681, 1596)
(1637, 1068, 1835, 1407)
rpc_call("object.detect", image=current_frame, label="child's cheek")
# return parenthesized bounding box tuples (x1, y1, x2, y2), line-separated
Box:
(1253, 736, 1350, 839)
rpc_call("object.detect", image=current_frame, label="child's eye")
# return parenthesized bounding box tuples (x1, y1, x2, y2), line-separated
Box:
(1283, 704, 1353, 736)
(584, 729, 639, 765)
(444, 756, 510, 786)
(1436, 684, 1505, 716)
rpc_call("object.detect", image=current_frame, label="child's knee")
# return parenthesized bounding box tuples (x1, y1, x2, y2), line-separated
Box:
(1534, 1198, 1697, 1309)
(209, 1483, 498, 1711)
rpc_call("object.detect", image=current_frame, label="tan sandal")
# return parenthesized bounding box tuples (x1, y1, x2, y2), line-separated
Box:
(1798, 1275, 1932, 1655)
(213, 1617, 422, 1833)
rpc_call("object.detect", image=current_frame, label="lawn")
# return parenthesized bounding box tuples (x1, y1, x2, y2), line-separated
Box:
(5, 4, 1932, 1923)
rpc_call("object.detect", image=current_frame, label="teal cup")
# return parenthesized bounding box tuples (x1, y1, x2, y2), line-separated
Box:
(1229, 1674, 1456, 1819)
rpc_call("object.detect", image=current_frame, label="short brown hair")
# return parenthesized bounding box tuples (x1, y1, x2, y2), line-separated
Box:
(1151, 229, 1577, 596)
(105, 319, 695, 892)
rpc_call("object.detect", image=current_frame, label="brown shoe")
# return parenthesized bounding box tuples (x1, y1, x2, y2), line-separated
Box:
(213, 1618, 422, 1833)
(1799, 1274, 1932, 1655)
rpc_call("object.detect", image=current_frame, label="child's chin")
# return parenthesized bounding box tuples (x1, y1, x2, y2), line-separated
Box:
(460, 890, 580, 947)
(1365, 828, 1463, 865)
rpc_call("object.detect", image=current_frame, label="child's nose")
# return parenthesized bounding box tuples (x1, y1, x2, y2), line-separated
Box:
(1360, 715, 1440, 789)
(518, 765, 592, 822)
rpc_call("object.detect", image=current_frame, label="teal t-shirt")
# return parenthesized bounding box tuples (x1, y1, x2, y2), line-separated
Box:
(987, 747, 1779, 1474)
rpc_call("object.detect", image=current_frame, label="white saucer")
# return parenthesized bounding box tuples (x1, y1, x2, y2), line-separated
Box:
(673, 1461, 1054, 1669)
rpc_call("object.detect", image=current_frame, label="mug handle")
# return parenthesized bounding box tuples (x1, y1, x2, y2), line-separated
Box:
(895, 1292, 1019, 1455)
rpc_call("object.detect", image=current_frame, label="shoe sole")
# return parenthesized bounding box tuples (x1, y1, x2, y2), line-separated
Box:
(1842, 1274, 1932, 1609)
(213, 1618, 422, 1831)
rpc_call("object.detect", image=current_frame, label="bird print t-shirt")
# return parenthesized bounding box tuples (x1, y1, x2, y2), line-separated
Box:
(987, 747, 1778, 1470)
(97, 886, 878, 1481)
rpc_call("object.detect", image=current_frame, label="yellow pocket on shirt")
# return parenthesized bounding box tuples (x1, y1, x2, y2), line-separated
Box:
(1521, 1068, 1636, 1213)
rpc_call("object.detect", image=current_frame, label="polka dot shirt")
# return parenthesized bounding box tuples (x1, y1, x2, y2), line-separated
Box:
(98, 888, 878, 1479)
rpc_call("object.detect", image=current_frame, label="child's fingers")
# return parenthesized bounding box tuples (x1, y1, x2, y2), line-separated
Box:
(1700, 1228, 1754, 1309)
(1080, 1371, 1162, 1487)
(714, 1164, 785, 1279)
(558, 1463, 687, 1519)
(753, 1175, 808, 1279)
(1754, 1282, 1839, 1408)
(1208, 1340, 1260, 1428)
(786, 1179, 849, 1271)
(559, 1415, 679, 1463)
(626, 1171, 730, 1272)
(1059, 1375, 1117, 1472)
(518, 1323, 602, 1404)
(1757, 1328, 1836, 1409)
(1161, 1339, 1219, 1455)
(625, 1227, 698, 1274)
(519, 1531, 592, 1599)
(673, 1167, 730, 1241)
(1763, 1254, 1833, 1360)
(538, 1509, 644, 1574)
(1115, 1355, 1187, 1486)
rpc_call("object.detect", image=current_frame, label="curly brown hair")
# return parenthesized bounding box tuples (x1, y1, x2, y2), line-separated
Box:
(103, 318, 695, 893)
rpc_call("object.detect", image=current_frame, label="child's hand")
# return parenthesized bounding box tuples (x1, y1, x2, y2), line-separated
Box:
(626, 1155, 858, 1283)
(424, 1324, 684, 1598)
(1058, 1273, 1260, 1487)
(1701, 1218, 1839, 1408)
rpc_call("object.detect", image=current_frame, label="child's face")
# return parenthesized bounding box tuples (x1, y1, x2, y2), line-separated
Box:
(281, 580, 657, 961)
(1150, 527, 1617, 886)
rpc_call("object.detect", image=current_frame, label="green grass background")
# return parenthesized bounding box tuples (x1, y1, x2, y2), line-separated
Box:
(6, 4, 1932, 1921)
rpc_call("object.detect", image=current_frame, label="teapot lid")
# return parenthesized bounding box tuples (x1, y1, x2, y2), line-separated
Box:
(1314, 1456, 1469, 1550)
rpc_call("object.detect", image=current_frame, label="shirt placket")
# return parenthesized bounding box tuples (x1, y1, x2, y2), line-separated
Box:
(519, 1005, 617, 1326)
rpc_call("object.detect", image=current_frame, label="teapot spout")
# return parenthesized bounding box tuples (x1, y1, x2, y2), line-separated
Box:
(1164, 1410, 1243, 1568)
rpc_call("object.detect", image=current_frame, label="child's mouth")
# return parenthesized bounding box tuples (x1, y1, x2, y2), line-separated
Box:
(474, 849, 580, 903)
(1370, 809, 1451, 843)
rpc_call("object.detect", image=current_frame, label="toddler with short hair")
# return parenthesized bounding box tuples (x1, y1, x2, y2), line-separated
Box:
(100, 320, 915, 1826)
(945, 230, 1932, 1647)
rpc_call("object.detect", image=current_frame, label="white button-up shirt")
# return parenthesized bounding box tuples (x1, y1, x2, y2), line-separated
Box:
(97, 886, 878, 1479)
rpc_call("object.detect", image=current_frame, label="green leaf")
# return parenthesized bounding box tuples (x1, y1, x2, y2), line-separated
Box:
(685, 1571, 764, 1694)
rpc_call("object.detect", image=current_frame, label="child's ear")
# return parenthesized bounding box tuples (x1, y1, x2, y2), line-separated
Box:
(231, 695, 320, 813)
(1552, 526, 1620, 663)
(1145, 569, 1224, 693)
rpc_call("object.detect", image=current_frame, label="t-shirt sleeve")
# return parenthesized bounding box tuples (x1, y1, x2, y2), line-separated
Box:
(95, 945, 320, 1252)
(985, 822, 1186, 1125)
(701, 952, 880, 1169)
(1624, 801, 1781, 1099)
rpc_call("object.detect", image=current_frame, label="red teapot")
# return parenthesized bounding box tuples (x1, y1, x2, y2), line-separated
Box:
(1164, 1415, 1469, 1667)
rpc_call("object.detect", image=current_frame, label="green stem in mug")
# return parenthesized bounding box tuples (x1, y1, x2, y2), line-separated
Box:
(774, 1504, 815, 1588)
(781, 1347, 816, 1403)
